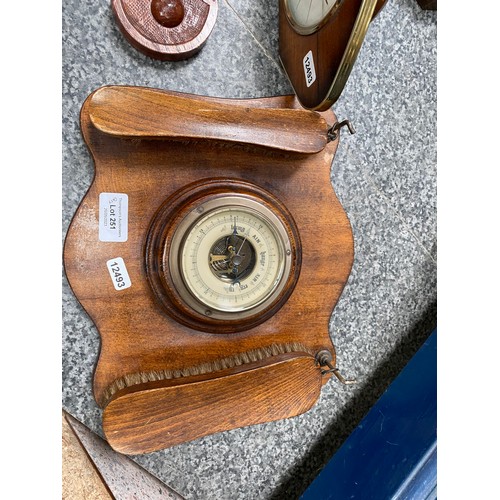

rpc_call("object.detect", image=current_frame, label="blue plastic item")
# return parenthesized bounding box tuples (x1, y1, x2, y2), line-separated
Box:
(301, 330, 437, 500)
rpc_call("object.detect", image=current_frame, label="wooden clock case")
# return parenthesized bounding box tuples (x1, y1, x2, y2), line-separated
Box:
(279, 0, 387, 110)
(63, 85, 354, 454)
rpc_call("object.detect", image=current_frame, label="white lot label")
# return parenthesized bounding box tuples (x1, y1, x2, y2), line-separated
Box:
(303, 50, 317, 88)
(106, 257, 132, 291)
(99, 193, 128, 242)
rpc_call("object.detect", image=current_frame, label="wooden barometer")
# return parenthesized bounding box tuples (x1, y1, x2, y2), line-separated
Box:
(64, 0, 386, 455)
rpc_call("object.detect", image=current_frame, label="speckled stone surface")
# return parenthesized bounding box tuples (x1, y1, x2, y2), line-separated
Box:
(62, 0, 436, 498)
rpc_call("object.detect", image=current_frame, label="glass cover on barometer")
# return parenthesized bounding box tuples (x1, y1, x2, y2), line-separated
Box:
(169, 196, 293, 320)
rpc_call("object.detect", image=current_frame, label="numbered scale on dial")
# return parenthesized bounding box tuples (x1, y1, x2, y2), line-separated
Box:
(172, 197, 291, 317)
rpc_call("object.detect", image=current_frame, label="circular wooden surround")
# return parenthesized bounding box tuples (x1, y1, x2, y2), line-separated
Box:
(145, 179, 302, 333)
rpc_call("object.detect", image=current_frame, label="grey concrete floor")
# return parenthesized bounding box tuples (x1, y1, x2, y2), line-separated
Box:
(62, 0, 437, 498)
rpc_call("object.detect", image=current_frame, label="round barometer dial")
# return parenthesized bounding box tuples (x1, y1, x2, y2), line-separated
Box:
(146, 181, 301, 333)
(169, 196, 293, 320)
(284, 0, 342, 35)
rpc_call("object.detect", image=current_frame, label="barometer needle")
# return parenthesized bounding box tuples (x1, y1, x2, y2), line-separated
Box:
(235, 235, 248, 256)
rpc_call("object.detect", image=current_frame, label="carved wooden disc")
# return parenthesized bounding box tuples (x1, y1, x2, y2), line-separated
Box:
(111, 0, 218, 60)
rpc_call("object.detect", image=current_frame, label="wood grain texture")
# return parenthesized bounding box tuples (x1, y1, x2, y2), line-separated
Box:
(112, 0, 218, 60)
(103, 353, 322, 454)
(64, 86, 354, 453)
(88, 86, 330, 153)
(279, 0, 387, 110)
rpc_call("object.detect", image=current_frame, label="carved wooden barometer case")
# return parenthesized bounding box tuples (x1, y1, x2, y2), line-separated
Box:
(64, 0, 385, 454)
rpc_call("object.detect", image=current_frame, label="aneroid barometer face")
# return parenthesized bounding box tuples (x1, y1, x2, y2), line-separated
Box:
(146, 183, 301, 333)
(169, 196, 293, 321)
(284, 0, 341, 35)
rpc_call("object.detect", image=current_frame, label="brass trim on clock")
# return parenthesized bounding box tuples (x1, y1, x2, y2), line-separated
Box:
(283, 0, 342, 36)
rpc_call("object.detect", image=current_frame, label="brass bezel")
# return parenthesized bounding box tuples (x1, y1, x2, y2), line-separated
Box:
(169, 196, 292, 320)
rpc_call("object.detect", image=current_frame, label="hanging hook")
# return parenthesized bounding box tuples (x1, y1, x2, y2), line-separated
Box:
(327, 120, 356, 142)
(315, 349, 357, 385)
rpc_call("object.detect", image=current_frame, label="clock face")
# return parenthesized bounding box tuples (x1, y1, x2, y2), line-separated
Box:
(284, 0, 341, 35)
(169, 196, 294, 320)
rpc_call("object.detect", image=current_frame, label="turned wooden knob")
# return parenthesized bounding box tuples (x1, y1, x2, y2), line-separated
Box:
(151, 0, 185, 28)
